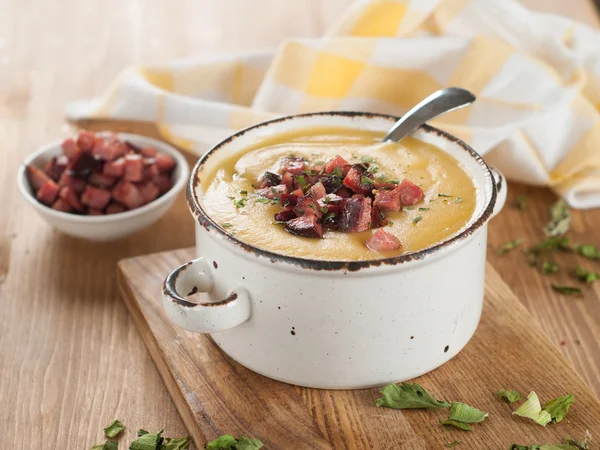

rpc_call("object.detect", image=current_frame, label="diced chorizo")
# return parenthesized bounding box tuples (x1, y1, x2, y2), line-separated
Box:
(323, 155, 348, 174)
(140, 146, 157, 157)
(105, 202, 126, 215)
(26, 165, 51, 192)
(280, 156, 305, 175)
(44, 155, 68, 181)
(155, 152, 176, 173)
(339, 195, 372, 232)
(137, 182, 160, 204)
(373, 188, 402, 212)
(59, 186, 84, 212)
(58, 172, 86, 194)
(397, 179, 424, 206)
(76, 130, 96, 152)
(89, 172, 117, 189)
(152, 174, 172, 195)
(92, 137, 126, 161)
(255, 184, 287, 199)
(81, 185, 112, 210)
(37, 180, 60, 206)
(342, 165, 374, 196)
(51, 198, 73, 213)
(123, 154, 144, 182)
(285, 215, 323, 238)
(308, 181, 326, 200)
(112, 180, 145, 209)
(104, 157, 126, 177)
(366, 228, 402, 252)
(61, 138, 80, 159)
(88, 208, 103, 215)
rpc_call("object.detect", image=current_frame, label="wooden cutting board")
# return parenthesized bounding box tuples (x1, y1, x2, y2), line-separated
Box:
(117, 248, 600, 450)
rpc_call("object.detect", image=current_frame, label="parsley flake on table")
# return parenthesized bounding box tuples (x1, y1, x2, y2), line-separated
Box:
(510, 435, 590, 450)
(104, 420, 125, 439)
(497, 238, 523, 254)
(574, 243, 600, 260)
(129, 429, 164, 450)
(439, 419, 472, 431)
(542, 261, 559, 275)
(206, 435, 263, 450)
(162, 436, 192, 450)
(375, 382, 450, 409)
(91, 442, 118, 450)
(439, 402, 488, 431)
(233, 198, 247, 208)
(543, 199, 571, 237)
(496, 389, 523, 404)
(543, 393, 575, 424)
(551, 285, 582, 296)
(446, 441, 461, 448)
(513, 195, 528, 210)
(513, 392, 552, 426)
(413, 216, 422, 224)
(575, 265, 600, 283)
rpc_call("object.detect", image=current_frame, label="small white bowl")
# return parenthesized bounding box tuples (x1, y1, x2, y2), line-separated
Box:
(17, 132, 189, 241)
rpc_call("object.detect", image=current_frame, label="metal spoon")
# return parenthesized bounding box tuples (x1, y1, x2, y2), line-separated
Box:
(382, 87, 476, 143)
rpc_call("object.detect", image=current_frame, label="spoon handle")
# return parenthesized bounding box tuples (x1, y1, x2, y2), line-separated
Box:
(382, 87, 476, 143)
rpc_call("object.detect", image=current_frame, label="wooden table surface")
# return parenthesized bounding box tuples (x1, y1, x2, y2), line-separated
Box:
(1, 1, 599, 448)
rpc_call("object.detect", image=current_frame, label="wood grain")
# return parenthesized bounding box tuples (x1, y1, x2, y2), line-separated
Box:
(0, 1, 598, 449)
(118, 248, 600, 450)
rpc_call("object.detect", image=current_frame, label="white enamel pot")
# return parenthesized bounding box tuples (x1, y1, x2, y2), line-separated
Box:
(162, 112, 507, 390)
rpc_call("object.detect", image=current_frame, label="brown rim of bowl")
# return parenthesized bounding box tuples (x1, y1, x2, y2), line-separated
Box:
(187, 111, 497, 272)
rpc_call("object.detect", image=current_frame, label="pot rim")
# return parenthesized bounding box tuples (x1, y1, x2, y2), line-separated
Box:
(187, 111, 497, 272)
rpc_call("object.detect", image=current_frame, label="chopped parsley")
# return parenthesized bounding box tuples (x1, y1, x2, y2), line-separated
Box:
(438, 193, 453, 198)
(496, 389, 523, 404)
(360, 156, 375, 163)
(320, 206, 328, 214)
(103, 420, 125, 439)
(234, 198, 247, 208)
(439, 419, 472, 431)
(296, 175, 307, 187)
(418, 207, 430, 211)
(541, 261, 558, 275)
(413, 216, 422, 224)
(254, 198, 270, 204)
(332, 166, 343, 178)
(314, 160, 325, 165)
(446, 441, 461, 448)
(439, 402, 488, 431)
(239, 190, 248, 196)
(221, 223, 233, 228)
(404, 206, 415, 211)
(375, 382, 450, 409)
(574, 243, 600, 260)
(513, 195, 528, 210)
(543, 393, 575, 424)
(543, 199, 571, 237)
(361, 176, 375, 185)
(497, 238, 523, 254)
(513, 391, 551, 426)
(455, 197, 463, 203)
(575, 264, 599, 283)
(551, 285, 582, 296)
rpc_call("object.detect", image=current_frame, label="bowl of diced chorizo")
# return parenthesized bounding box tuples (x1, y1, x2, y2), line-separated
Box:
(18, 130, 189, 241)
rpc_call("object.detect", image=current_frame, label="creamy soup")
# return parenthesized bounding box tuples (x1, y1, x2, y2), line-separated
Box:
(199, 127, 477, 261)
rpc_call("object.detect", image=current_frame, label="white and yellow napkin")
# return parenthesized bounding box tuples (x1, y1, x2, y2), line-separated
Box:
(67, 0, 600, 209)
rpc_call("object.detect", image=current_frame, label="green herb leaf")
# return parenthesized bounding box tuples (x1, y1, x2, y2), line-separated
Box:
(332, 166, 343, 178)
(361, 176, 375, 185)
(413, 216, 422, 224)
(528, 236, 570, 254)
(448, 402, 488, 423)
(239, 190, 248, 196)
(498, 238, 523, 254)
(254, 198, 270, 204)
(129, 429, 163, 450)
(446, 441, 461, 448)
(105, 442, 118, 450)
(418, 207, 430, 211)
(205, 435, 262, 450)
(543, 199, 571, 237)
(104, 420, 125, 438)
(551, 285, 582, 296)
(387, 220, 394, 226)
(543, 394, 575, 424)
(367, 165, 379, 174)
(314, 160, 325, 165)
(514, 195, 528, 210)
(388, 179, 400, 184)
(360, 156, 375, 163)
(233, 198, 247, 208)
(455, 197, 463, 203)
(137, 430, 148, 437)
(510, 436, 590, 450)
(575, 265, 599, 283)
(375, 382, 450, 409)
(573, 243, 600, 260)
(496, 389, 523, 404)
(320, 206, 328, 214)
(513, 392, 552, 426)
(439, 419, 472, 431)
(91, 445, 106, 450)
(234, 436, 263, 450)
(438, 193, 453, 198)
(404, 206, 415, 211)
(222, 223, 233, 228)
(296, 175, 306, 187)
(206, 435, 237, 450)
(162, 436, 192, 450)
(542, 261, 559, 275)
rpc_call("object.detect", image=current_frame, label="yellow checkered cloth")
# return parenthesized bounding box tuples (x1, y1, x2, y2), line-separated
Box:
(67, 0, 600, 208)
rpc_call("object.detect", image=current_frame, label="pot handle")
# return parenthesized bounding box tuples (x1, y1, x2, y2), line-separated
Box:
(490, 166, 507, 219)
(162, 257, 251, 333)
